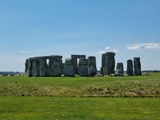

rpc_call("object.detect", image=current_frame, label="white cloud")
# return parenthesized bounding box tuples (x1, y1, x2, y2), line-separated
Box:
(99, 50, 105, 54)
(105, 46, 110, 50)
(126, 45, 140, 50)
(126, 43, 160, 50)
(144, 43, 160, 49)
(99, 46, 119, 54)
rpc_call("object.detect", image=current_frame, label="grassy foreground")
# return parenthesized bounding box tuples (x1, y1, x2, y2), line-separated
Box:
(0, 73, 160, 119)
(0, 97, 160, 120)
(0, 73, 160, 97)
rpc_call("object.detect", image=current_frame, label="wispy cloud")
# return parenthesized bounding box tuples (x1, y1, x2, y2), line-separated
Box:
(144, 43, 160, 49)
(105, 46, 110, 50)
(99, 46, 119, 54)
(126, 45, 140, 50)
(126, 43, 160, 50)
(99, 50, 105, 54)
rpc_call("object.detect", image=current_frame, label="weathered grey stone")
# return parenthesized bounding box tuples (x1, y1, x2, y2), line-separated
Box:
(62, 63, 65, 75)
(49, 56, 62, 76)
(25, 59, 29, 73)
(101, 53, 107, 75)
(88, 56, 97, 76)
(134, 57, 141, 76)
(27, 59, 32, 77)
(32, 59, 40, 77)
(116, 62, 124, 75)
(71, 55, 86, 59)
(127, 59, 133, 76)
(72, 58, 77, 74)
(39, 58, 49, 77)
(71, 55, 86, 74)
(78, 58, 88, 76)
(105, 52, 115, 75)
(64, 58, 75, 77)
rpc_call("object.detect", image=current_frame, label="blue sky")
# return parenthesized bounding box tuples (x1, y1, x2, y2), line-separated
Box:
(0, 0, 160, 71)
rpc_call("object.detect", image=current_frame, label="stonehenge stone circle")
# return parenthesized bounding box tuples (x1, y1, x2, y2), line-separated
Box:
(88, 56, 97, 76)
(127, 59, 133, 76)
(134, 57, 141, 76)
(25, 54, 142, 77)
(64, 58, 75, 77)
(78, 58, 88, 76)
(116, 62, 124, 74)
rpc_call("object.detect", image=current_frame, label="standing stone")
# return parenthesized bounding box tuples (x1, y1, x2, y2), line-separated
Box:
(78, 58, 88, 76)
(32, 59, 40, 77)
(25, 59, 29, 73)
(134, 57, 141, 76)
(39, 58, 49, 77)
(49, 56, 62, 76)
(27, 59, 32, 77)
(116, 62, 124, 75)
(105, 52, 115, 75)
(101, 53, 107, 75)
(64, 58, 75, 77)
(127, 59, 133, 76)
(88, 56, 97, 76)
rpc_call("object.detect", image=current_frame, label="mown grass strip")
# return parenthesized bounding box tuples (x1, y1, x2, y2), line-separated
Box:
(0, 97, 159, 120)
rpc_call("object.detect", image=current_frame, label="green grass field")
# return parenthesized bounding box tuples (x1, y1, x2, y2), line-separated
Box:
(0, 73, 160, 119)
(0, 97, 159, 120)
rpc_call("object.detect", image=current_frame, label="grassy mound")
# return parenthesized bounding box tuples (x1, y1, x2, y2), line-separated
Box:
(0, 73, 159, 97)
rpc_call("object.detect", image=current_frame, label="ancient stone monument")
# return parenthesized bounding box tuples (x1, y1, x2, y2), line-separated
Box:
(103, 52, 115, 75)
(64, 58, 75, 77)
(71, 55, 86, 74)
(25, 53, 142, 77)
(25, 55, 63, 77)
(78, 58, 88, 76)
(25, 55, 98, 77)
(127, 59, 133, 76)
(134, 57, 141, 76)
(88, 56, 97, 76)
(116, 62, 124, 75)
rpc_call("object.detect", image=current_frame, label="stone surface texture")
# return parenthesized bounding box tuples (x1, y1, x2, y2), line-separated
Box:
(88, 56, 97, 76)
(78, 58, 88, 76)
(127, 59, 133, 76)
(134, 57, 141, 76)
(105, 52, 115, 75)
